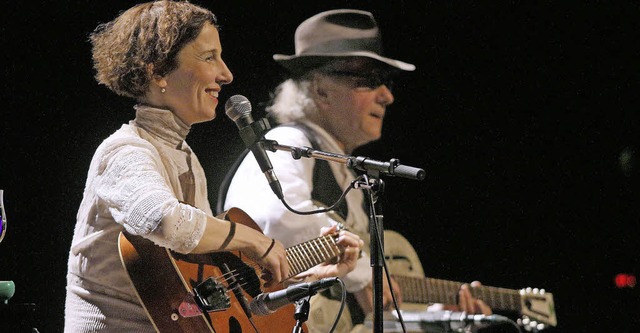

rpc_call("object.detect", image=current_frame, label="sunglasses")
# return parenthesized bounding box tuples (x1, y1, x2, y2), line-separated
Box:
(324, 69, 394, 91)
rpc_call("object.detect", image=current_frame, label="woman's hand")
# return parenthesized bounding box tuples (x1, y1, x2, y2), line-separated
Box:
(315, 226, 363, 278)
(289, 225, 363, 283)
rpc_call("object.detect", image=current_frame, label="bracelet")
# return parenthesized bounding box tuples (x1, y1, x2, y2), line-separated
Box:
(260, 238, 276, 259)
(218, 221, 236, 250)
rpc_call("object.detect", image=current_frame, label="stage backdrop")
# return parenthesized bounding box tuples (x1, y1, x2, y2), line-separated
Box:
(1, 1, 638, 332)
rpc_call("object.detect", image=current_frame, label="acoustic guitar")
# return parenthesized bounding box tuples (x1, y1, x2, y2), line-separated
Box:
(118, 207, 343, 333)
(383, 229, 557, 330)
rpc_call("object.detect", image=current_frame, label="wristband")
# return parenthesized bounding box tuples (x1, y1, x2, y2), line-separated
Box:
(260, 238, 276, 259)
(218, 221, 236, 250)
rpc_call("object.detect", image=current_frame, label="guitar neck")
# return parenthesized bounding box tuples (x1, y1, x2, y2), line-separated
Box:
(394, 275, 523, 312)
(285, 234, 341, 277)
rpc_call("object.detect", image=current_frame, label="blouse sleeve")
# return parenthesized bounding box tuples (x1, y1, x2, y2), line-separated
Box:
(95, 142, 206, 253)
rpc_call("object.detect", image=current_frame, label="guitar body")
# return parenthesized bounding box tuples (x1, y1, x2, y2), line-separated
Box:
(383, 230, 425, 279)
(118, 207, 303, 333)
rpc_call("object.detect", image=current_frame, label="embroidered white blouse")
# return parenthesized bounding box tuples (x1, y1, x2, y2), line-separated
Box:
(64, 105, 210, 332)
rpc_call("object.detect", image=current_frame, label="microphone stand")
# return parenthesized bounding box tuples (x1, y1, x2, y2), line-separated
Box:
(292, 296, 311, 333)
(362, 173, 385, 333)
(263, 140, 425, 333)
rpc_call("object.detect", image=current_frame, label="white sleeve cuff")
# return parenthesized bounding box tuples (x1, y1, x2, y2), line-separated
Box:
(341, 253, 372, 293)
(147, 202, 207, 253)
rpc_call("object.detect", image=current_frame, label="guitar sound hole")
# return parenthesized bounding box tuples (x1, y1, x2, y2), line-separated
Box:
(229, 316, 242, 333)
(235, 268, 261, 298)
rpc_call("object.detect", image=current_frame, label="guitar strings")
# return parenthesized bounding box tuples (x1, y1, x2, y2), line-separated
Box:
(202, 234, 342, 300)
(217, 264, 263, 296)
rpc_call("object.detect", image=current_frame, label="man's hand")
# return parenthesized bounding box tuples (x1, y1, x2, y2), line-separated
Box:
(459, 281, 492, 314)
(439, 281, 492, 315)
(353, 274, 403, 315)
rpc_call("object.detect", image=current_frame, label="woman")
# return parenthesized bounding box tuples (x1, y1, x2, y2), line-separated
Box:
(64, 1, 362, 332)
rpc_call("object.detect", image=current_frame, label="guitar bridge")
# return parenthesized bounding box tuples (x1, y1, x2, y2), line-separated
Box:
(180, 276, 231, 317)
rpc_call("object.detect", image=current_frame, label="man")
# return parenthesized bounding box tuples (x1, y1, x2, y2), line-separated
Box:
(221, 9, 491, 332)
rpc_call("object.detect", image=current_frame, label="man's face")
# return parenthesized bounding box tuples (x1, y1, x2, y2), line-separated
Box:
(313, 59, 395, 153)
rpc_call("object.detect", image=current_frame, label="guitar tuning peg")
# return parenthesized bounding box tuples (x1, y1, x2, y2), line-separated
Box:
(530, 321, 546, 332)
(518, 316, 547, 332)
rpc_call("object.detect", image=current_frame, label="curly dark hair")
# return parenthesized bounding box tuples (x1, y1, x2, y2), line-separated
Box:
(90, 0, 218, 99)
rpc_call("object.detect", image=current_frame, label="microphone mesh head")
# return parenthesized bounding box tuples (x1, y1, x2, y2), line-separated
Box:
(225, 94, 252, 122)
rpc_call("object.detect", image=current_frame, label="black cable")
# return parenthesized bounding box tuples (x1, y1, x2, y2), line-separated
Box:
(328, 278, 347, 333)
(280, 175, 364, 215)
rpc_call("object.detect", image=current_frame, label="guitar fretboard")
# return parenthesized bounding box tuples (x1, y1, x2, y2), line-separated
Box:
(286, 235, 341, 277)
(394, 275, 523, 312)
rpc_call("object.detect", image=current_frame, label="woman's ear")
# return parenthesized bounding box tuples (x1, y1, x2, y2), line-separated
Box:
(147, 63, 167, 90)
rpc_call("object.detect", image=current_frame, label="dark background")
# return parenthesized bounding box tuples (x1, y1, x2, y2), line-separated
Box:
(1, 1, 639, 332)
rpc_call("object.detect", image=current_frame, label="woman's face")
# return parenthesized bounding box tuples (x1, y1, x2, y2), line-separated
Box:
(158, 22, 233, 125)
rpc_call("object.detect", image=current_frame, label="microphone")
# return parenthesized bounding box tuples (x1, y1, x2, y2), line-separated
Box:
(249, 277, 340, 316)
(396, 310, 511, 333)
(225, 95, 283, 199)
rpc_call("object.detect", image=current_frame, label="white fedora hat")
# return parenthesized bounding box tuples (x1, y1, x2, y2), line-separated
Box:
(273, 9, 415, 74)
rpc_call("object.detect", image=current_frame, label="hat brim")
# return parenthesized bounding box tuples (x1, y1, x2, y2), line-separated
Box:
(273, 51, 415, 75)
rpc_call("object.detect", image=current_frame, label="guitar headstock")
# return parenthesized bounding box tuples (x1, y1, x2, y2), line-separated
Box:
(518, 287, 557, 330)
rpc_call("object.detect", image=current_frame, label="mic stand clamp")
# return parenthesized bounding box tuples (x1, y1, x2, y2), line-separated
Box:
(292, 296, 311, 333)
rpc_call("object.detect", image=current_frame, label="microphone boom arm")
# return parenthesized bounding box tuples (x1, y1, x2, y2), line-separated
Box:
(262, 139, 425, 181)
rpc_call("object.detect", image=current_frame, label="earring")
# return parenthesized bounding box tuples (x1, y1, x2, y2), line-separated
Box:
(161, 87, 166, 93)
